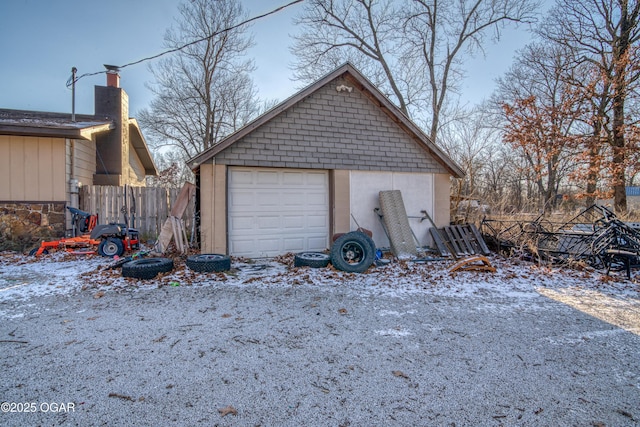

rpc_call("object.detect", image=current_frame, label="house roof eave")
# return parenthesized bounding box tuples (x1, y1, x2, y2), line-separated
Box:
(0, 121, 114, 141)
(128, 119, 158, 176)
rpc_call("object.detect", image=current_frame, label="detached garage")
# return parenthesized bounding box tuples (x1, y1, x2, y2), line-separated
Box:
(188, 63, 464, 258)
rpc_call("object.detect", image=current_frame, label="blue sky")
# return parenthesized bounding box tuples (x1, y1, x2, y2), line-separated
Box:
(0, 0, 543, 116)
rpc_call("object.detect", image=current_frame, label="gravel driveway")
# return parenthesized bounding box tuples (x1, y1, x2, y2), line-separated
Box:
(1, 255, 639, 426)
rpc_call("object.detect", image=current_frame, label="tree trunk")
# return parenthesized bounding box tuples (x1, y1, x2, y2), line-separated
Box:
(584, 132, 600, 208)
(612, 0, 631, 214)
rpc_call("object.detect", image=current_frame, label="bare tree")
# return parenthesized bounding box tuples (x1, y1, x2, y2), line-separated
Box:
(539, 0, 640, 213)
(438, 108, 501, 208)
(146, 150, 195, 189)
(403, 0, 540, 141)
(292, 1, 414, 112)
(481, 143, 529, 212)
(292, 0, 540, 142)
(139, 0, 262, 159)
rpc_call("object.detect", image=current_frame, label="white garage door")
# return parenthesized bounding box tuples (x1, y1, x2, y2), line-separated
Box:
(228, 167, 330, 258)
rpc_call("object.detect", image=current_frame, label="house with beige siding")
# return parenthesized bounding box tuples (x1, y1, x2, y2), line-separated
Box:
(188, 63, 463, 258)
(0, 70, 157, 250)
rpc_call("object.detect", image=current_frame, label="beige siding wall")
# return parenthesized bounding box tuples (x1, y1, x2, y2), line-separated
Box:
(199, 163, 227, 254)
(126, 144, 147, 186)
(72, 139, 97, 187)
(0, 135, 66, 202)
(331, 170, 351, 236)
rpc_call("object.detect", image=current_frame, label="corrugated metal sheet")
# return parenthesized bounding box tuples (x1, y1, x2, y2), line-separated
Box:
(626, 186, 640, 197)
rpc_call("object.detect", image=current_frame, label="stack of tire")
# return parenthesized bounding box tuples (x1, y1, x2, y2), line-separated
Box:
(120, 231, 375, 279)
(121, 254, 231, 279)
(294, 231, 376, 273)
(122, 258, 174, 280)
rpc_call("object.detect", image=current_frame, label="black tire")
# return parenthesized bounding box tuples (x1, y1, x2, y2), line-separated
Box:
(185, 254, 231, 273)
(28, 248, 49, 256)
(330, 231, 375, 273)
(362, 232, 377, 259)
(294, 252, 331, 268)
(122, 257, 174, 280)
(98, 238, 125, 257)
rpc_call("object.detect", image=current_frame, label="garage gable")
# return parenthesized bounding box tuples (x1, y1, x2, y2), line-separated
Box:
(189, 64, 463, 178)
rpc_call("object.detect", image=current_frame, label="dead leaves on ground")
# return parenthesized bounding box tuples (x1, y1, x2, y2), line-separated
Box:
(108, 392, 144, 402)
(392, 370, 410, 379)
(70, 249, 640, 297)
(218, 405, 238, 417)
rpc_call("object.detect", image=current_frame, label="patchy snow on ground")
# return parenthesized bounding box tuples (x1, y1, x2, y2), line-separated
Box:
(1, 250, 639, 302)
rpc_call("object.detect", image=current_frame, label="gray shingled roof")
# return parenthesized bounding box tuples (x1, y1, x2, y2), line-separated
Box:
(0, 109, 113, 140)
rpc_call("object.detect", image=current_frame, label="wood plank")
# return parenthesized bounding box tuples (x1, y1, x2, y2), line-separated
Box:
(170, 182, 195, 218)
(155, 217, 174, 253)
(429, 227, 451, 257)
(444, 226, 464, 256)
(468, 223, 491, 255)
(455, 225, 476, 254)
(451, 226, 471, 255)
(448, 255, 496, 273)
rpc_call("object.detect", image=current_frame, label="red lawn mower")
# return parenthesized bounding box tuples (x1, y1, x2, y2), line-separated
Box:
(30, 206, 139, 258)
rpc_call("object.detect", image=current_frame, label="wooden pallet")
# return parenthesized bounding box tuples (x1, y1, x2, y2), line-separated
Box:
(429, 224, 490, 257)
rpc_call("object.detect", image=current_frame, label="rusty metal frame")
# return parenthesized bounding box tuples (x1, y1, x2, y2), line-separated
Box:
(480, 205, 640, 275)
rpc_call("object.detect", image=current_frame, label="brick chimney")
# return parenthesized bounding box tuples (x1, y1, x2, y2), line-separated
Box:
(93, 65, 130, 186)
(104, 64, 121, 88)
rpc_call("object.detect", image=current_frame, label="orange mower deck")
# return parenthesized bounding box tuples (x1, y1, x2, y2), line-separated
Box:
(31, 235, 102, 256)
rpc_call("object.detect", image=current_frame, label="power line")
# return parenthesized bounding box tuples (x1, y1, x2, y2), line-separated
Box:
(67, 0, 304, 88)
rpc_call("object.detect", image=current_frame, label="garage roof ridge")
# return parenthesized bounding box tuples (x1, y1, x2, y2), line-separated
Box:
(187, 63, 464, 178)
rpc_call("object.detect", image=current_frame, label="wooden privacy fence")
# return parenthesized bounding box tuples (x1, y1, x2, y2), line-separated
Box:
(79, 185, 196, 239)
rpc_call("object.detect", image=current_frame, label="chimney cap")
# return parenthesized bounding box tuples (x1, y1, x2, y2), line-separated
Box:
(103, 64, 120, 72)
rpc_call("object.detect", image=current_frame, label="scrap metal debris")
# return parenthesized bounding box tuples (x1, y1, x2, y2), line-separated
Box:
(481, 205, 640, 277)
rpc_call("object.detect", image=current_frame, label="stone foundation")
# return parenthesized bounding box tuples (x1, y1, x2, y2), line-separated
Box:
(0, 202, 66, 252)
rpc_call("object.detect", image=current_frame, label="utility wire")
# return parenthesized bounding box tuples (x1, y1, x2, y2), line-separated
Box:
(67, 0, 303, 88)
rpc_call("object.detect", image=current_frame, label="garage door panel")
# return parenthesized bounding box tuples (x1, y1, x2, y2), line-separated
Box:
(256, 192, 281, 207)
(257, 170, 280, 184)
(282, 237, 305, 252)
(258, 238, 281, 253)
(229, 191, 255, 207)
(307, 236, 328, 250)
(230, 239, 256, 256)
(306, 192, 327, 206)
(228, 167, 329, 258)
(350, 171, 434, 248)
(307, 214, 328, 228)
(257, 216, 280, 230)
(283, 215, 304, 229)
(281, 193, 305, 206)
(306, 172, 327, 185)
(231, 170, 254, 185)
(282, 171, 304, 184)
(229, 216, 255, 231)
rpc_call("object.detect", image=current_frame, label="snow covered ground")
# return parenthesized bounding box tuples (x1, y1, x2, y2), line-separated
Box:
(1, 250, 639, 426)
(1, 250, 639, 333)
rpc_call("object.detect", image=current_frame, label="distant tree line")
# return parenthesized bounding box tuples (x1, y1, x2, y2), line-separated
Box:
(140, 0, 640, 215)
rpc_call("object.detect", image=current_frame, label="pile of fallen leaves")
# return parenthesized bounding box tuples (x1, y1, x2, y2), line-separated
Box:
(4, 248, 639, 297)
